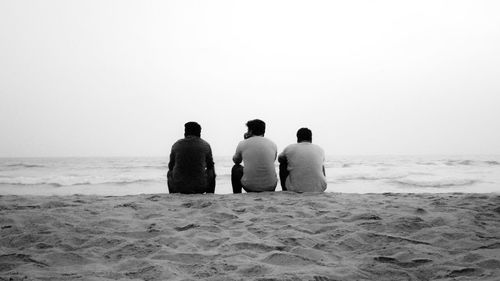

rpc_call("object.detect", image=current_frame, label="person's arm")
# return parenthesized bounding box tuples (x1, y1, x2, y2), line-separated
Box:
(168, 147, 176, 172)
(206, 145, 216, 193)
(206, 146, 215, 170)
(232, 142, 243, 165)
(206, 145, 215, 176)
(277, 151, 286, 164)
(167, 146, 176, 193)
(322, 152, 326, 176)
(278, 150, 288, 191)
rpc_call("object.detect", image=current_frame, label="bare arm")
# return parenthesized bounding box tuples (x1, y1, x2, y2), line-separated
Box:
(233, 154, 242, 165)
(233, 142, 243, 164)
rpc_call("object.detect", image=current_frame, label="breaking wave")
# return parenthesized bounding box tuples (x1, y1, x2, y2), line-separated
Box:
(336, 174, 406, 181)
(391, 178, 479, 188)
(5, 163, 46, 168)
(443, 160, 500, 166)
(0, 179, 161, 187)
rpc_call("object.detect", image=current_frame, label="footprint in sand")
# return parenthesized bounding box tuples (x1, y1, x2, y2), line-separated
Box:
(80, 237, 125, 249)
(43, 252, 91, 267)
(348, 213, 382, 221)
(374, 256, 432, 268)
(414, 208, 427, 214)
(210, 212, 239, 222)
(151, 252, 216, 264)
(104, 241, 161, 261)
(262, 252, 319, 266)
(238, 264, 271, 276)
(114, 202, 140, 210)
(447, 267, 481, 278)
(174, 223, 199, 231)
(125, 265, 163, 280)
(476, 259, 500, 269)
(227, 242, 285, 253)
(196, 237, 230, 250)
(181, 200, 213, 209)
(0, 253, 48, 271)
(312, 276, 338, 281)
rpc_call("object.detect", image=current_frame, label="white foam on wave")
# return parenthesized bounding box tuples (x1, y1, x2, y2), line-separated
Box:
(391, 178, 479, 188)
(0, 178, 161, 187)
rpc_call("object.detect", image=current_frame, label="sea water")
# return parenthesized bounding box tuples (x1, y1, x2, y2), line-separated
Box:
(0, 155, 499, 196)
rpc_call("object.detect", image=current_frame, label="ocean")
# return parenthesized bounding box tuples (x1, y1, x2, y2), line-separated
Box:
(0, 155, 499, 196)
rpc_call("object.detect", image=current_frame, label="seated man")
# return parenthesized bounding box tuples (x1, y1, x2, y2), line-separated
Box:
(231, 119, 278, 193)
(278, 128, 327, 192)
(167, 122, 216, 194)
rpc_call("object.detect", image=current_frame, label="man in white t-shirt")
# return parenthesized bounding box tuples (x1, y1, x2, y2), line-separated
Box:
(232, 119, 278, 193)
(278, 128, 327, 192)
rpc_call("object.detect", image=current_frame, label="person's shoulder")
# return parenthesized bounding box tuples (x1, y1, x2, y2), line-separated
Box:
(237, 138, 248, 146)
(264, 137, 278, 150)
(312, 143, 325, 154)
(312, 143, 324, 150)
(288, 142, 303, 149)
(281, 143, 296, 154)
(172, 138, 185, 147)
(261, 136, 277, 144)
(235, 139, 248, 151)
(198, 137, 211, 145)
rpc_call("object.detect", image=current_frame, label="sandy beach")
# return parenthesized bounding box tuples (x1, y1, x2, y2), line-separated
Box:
(1, 192, 499, 280)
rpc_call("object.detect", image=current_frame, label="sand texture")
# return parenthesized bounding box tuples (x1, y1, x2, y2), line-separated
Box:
(0, 192, 499, 281)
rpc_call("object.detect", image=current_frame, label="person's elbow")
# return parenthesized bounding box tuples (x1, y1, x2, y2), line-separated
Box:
(206, 159, 215, 170)
(278, 154, 286, 164)
(233, 155, 242, 164)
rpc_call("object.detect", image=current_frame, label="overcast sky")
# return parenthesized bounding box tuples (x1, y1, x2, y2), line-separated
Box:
(1, 0, 499, 157)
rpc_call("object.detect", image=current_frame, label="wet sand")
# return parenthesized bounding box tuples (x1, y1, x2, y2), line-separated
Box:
(1, 192, 499, 280)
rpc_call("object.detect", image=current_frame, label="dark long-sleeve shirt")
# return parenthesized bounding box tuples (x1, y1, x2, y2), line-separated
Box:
(168, 136, 214, 193)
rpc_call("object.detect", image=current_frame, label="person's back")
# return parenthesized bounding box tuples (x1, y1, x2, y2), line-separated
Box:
(168, 122, 215, 194)
(232, 119, 277, 193)
(278, 128, 327, 192)
(234, 136, 277, 191)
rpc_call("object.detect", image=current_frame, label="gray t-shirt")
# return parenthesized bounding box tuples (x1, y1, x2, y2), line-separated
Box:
(278, 142, 327, 192)
(233, 136, 277, 191)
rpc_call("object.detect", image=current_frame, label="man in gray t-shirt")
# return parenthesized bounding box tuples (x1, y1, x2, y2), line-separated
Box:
(232, 119, 278, 193)
(168, 122, 215, 194)
(278, 128, 327, 192)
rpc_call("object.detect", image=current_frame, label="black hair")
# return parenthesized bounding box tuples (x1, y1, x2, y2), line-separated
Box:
(184, 121, 201, 137)
(297, 127, 312, 142)
(246, 119, 266, 136)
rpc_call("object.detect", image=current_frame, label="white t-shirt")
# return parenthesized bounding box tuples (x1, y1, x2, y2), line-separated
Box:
(278, 142, 327, 192)
(233, 136, 278, 191)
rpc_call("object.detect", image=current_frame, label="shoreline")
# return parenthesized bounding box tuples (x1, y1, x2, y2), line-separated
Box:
(1, 192, 499, 280)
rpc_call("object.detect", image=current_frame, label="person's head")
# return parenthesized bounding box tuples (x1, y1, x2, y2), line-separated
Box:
(184, 121, 201, 137)
(297, 127, 312, 143)
(246, 119, 266, 136)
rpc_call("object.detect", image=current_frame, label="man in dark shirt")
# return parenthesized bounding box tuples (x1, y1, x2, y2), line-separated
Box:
(167, 122, 216, 194)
